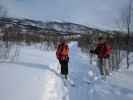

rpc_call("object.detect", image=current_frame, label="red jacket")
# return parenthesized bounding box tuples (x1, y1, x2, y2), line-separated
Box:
(95, 42, 112, 58)
(56, 43, 69, 60)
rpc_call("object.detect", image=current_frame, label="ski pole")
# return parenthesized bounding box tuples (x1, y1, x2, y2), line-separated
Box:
(57, 63, 60, 73)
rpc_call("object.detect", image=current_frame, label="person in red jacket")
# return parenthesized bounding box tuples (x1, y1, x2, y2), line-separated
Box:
(56, 39, 69, 79)
(90, 37, 112, 78)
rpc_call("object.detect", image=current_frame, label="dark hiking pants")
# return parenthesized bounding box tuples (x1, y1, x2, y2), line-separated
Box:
(97, 58, 104, 75)
(59, 59, 68, 75)
(97, 58, 109, 76)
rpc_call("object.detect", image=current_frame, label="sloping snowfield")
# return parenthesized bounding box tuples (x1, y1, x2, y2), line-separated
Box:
(0, 42, 133, 100)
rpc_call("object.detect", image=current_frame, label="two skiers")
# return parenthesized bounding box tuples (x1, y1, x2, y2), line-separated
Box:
(90, 37, 112, 78)
(56, 37, 112, 80)
(56, 39, 69, 79)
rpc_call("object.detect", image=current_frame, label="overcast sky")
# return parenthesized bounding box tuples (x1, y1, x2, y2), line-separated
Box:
(0, 0, 129, 30)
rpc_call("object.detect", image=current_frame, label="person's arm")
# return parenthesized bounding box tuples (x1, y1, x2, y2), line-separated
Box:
(67, 45, 69, 61)
(56, 45, 60, 59)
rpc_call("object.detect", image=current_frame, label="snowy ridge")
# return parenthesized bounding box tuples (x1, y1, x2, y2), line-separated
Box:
(0, 17, 108, 35)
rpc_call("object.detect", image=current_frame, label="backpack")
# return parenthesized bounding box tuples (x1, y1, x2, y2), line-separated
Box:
(61, 45, 69, 56)
(95, 42, 111, 58)
(56, 43, 69, 60)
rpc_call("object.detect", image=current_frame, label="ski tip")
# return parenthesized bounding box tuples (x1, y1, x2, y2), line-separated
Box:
(71, 84, 75, 87)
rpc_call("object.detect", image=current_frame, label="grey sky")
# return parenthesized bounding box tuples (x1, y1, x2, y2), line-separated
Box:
(0, 0, 129, 30)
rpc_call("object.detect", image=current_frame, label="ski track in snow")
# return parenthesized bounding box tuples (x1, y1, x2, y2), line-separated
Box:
(0, 42, 133, 100)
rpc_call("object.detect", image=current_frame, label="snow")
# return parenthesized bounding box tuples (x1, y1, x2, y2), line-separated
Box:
(0, 42, 133, 100)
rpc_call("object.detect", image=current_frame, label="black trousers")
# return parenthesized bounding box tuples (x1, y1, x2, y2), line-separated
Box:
(59, 59, 69, 75)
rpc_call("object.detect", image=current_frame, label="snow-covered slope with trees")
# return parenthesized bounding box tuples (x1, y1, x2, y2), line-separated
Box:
(0, 42, 133, 100)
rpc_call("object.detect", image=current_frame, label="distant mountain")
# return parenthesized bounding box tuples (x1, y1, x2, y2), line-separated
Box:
(0, 17, 108, 36)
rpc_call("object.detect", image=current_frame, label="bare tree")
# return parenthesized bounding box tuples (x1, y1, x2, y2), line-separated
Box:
(0, 4, 7, 17)
(0, 4, 8, 44)
(116, 0, 133, 69)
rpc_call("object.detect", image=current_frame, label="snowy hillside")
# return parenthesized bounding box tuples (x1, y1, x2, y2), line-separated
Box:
(0, 42, 133, 100)
(0, 17, 106, 35)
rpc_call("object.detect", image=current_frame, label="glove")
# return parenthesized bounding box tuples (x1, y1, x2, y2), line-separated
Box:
(90, 50, 95, 54)
(104, 54, 110, 58)
(66, 56, 69, 62)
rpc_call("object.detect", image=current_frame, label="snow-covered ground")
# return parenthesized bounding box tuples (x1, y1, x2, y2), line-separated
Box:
(0, 42, 133, 100)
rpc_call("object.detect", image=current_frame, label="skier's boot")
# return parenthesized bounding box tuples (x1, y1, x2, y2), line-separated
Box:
(61, 74, 65, 79)
(64, 75, 67, 80)
(101, 75, 106, 80)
